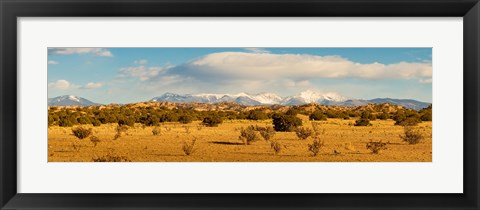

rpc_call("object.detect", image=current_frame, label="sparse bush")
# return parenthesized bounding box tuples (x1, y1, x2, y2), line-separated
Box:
(295, 127, 313, 140)
(90, 136, 101, 147)
(183, 126, 191, 134)
(270, 140, 282, 155)
(257, 126, 275, 141)
(93, 153, 130, 162)
(152, 126, 161, 136)
(366, 140, 387, 154)
(400, 126, 424, 144)
(354, 119, 371, 126)
(71, 127, 92, 139)
(239, 126, 258, 145)
(309, 111, 327, 121)
(308, 139, 325, 156)
(114, 125, 129, 140)
(272, 113, 302, 132)
(202, 115, 223, 127)
(182, 137, 197, 156)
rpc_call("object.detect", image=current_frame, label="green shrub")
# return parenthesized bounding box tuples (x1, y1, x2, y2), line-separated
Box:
(354, 119, 371, 126)
(178, 115, 193, 124)
(399, 126, 424, 144)
(295, 127, 313, 140)
(92, 119, 101, 127)
(395, 117, 421, 126)
(272, 113, 302, 132)
(202, 115, 223, 127)
(309, 111, 327, 121)
(246, 110, 269, 120)
(71, 127, 92, 139)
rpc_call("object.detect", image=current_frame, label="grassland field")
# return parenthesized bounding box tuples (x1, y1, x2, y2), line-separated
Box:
(48, 114, 432, 162)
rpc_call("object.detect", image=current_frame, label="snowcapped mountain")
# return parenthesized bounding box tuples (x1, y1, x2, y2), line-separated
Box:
(150, 90, 431, 110)
(48, 95, 99, 106)
(151, 92, 283, 105)
(151, 90, 349, 106)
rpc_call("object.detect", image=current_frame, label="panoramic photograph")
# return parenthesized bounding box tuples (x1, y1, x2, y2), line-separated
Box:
(47, 48, 432, 162)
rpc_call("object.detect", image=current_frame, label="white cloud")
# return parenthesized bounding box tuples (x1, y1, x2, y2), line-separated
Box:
(82, 82, 103, 89)
(181, 52, 432, 81)
(134, 59, 148, 65)
(419, 78, 433, 84)
(48, 48, 113, 57)
(117, 66, 166, 81)
(48, 60, 59, 65)
(48, 80, 103, 90)
(244, 48, 270, 53)
(48, 80, 77, 89)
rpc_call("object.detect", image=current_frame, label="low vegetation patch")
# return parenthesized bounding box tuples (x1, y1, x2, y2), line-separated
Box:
(182, 137, 197, 156)
(400, 126, 423, 144)
(90, 136, 101, 147)
(308, 139, 325, 156)
(354, 119, 371, 126)
(295, 127, 313, 140)
(270, 140, 282, 156)
(239, 126, 258, 145)
(272, 113, 302, 132)
(366, 140, 387, 154)
(71, 126, 92, 139)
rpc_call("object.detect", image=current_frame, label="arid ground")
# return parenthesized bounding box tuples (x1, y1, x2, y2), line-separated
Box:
(48, 117, 432, 162)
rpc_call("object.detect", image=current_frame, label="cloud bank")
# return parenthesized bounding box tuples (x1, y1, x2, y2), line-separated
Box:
(48, 80, 103, 90)
(176, 52, 432, 81)
(48, 48, 113, 57)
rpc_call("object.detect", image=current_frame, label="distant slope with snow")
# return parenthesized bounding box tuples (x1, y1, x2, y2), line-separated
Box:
(48, 95, 99, 106)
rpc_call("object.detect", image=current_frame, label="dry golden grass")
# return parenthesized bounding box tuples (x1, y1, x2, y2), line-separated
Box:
(48, 116, 432, 162)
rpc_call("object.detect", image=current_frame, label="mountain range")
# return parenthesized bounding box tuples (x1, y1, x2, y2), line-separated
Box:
(48, 91, 431, 110)
(151, 90, 431, 110)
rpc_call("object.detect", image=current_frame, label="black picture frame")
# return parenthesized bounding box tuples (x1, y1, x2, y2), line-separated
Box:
(1, 0, 479, 209)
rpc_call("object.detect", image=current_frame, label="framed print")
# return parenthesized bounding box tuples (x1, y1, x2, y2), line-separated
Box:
(1, 0, 479, 209)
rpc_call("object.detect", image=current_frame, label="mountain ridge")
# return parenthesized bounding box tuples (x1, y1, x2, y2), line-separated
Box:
(150, 91, 430, 110)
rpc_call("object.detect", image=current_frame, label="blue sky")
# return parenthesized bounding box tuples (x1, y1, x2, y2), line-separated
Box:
(48, 48, 432, 104)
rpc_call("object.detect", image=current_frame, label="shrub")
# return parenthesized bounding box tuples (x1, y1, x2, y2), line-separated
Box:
(178, 115, 193, 124)
(71, 127, 92, 139)
(272, 113, 302, 132)
(270, 140, 282, 155)
(182, 137, 197, 156)
(152, 126, 161, 136)
(395, 117, 421, 126)
(93, 153, 130, 162)
(92, 119, 101, 127)
(366, 141, 387, 154)
(400, 126, 424, 144)
(257, 126, 275, 141)
(295, 127, 313, 140)
(308, 139, 325, 156)
(239, 126, 258, 145)
(246, 110, 269, 120)
(354, 119, 371, 126)
(377, 112, 390, 120)
(114, 125, 129, 140)
(90, 136, 101, 147)
(202, 115, 223, 127)
(309, 111, 327, 121)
